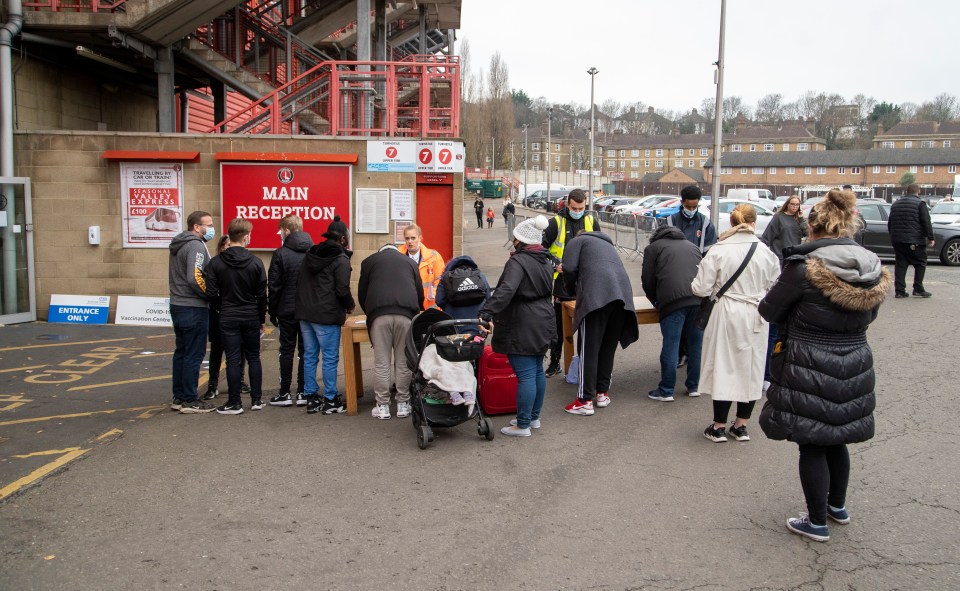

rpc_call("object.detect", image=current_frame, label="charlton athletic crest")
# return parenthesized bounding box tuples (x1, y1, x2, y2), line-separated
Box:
(277, 167, 295, 184)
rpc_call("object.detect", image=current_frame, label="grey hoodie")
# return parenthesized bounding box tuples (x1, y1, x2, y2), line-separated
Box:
(168, 231, 211, 308)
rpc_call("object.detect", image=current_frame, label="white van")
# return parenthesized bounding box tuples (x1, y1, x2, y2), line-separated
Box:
(726, 188, 775, 206)
(521, 183, 568, 199)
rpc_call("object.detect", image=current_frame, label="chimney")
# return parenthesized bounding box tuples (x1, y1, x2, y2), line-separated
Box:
(876, 122, 885, 135)
(692, 108, 698, 116)
(805, 116, 816, 133)
(629, 106, 636, 115)
(648, 106, 655, 114)
(735, 112, 747, 133)
(672, 126, 680, 136)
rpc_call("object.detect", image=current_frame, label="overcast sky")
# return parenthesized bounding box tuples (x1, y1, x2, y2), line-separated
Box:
(458, 0, 958, 113)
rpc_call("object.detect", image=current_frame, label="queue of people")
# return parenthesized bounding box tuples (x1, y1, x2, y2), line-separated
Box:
(168, 184, 888, 543)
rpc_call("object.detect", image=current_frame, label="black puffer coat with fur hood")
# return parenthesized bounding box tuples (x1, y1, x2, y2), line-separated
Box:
(758, 238, 890, 446)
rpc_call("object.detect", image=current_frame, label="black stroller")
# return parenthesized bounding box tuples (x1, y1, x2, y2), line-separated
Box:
(404, 308, 495, 449)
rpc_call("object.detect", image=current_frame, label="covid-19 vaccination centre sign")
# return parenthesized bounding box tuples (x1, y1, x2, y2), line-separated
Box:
(220, 162, 352, 250)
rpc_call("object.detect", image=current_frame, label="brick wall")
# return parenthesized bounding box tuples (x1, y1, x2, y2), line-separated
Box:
(14, 132, 463, 319)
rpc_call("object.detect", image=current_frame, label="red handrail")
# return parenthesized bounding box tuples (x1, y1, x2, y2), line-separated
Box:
(22, 0, 129, 11)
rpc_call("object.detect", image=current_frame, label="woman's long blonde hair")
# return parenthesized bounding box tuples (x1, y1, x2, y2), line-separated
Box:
(730, 203, 756, 226)
(808, 189, 858, 238)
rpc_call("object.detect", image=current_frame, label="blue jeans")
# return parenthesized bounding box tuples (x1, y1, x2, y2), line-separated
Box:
(507, 354, 546, 429)
(170, 304, 209, 402)
(657, 305, 703, 396)
(301, 322, 341, 399)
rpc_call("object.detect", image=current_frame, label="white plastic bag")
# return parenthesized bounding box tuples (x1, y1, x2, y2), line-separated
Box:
(565, 355, 580, 384)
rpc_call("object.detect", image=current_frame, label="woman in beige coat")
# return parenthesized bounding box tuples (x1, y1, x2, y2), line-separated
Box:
(692, 204, 780, 443)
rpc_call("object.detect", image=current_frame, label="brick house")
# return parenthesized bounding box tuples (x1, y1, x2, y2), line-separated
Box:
(873, 121, 960, 149)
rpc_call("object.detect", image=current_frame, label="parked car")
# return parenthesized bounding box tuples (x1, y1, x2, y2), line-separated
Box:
(726, 188, 776, 208)
(636, 198, 681, 218)
(698, 199, 776, 237)
(526, 189, 567, 209)
(545, 194, 567, 213)
(601, 196, 643, 212)
(929, 200, 960, 225)
(857, 201, 960, 266)
(614, 195, 678, 215)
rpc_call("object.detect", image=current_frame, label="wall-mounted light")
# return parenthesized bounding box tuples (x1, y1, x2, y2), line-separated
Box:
(76, 46, 137, 74)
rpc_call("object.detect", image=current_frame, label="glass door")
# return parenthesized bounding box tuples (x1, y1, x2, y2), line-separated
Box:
(0, 177, 36, 324)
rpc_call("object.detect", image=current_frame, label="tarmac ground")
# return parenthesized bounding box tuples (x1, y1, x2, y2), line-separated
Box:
(1, 204, 958, 590)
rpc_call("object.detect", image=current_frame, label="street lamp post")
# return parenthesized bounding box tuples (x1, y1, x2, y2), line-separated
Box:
(547, 107, 553, 200)
(709, 0, 727, 231)
(523, 124, 528, 202)
(587, 66, 598, 209)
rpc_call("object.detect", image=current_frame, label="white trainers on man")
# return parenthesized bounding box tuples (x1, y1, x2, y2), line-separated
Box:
(371, 403, 391, 420)
(396, 401, 412, 418)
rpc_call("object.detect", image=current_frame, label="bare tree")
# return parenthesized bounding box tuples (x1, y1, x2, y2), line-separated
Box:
(722, 96, 751, 124)
(485, 52, 514, 170)
(755, 93, 785, 123)
(899, 102, 919, 122)
(916, 93, 958, 123)
(458, 39, 487, 167)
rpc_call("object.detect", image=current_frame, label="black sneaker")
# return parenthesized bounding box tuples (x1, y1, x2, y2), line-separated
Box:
(703, 424, 728, 442)
(270, 392, 293, 407)
(305, 396, 323, 414)
(180, 400, 216, 414)
(216, 402, 244, 415)
(240, 382, 251, 394)
(728, 424, 750, 441)
(895, 292, 909, 298)
(545, 361, 561, 377)
(201, 387, 218, 401)
(251, 399, 265, 411)
(170, 398, 183, 411)
(295, 393, 308, 407)
(321, 396, 346, 415)
(912, 290, 932, 298)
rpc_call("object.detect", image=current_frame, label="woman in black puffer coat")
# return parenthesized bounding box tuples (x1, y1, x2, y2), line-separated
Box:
(759, 189, 890, 543)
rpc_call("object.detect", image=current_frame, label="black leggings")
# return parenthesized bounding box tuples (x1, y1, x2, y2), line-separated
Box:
(798, 443, 850, 526)
(712, 400, 756, 424)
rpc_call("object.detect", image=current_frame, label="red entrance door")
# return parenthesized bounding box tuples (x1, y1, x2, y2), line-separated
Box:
(415, 183, 453, 261)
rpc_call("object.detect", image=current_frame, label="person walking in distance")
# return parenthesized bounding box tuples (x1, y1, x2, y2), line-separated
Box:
(561, 231, 639, 415)
(168, 210, 217, 414)
(759, 189, 889, 542)
(479, 216, 555, 437)
(486, 207, 495, 228)
(295, 230, 355, 415)
(267, 215, 312, 407)
(641, 224, 704, 402)
(204, 218, 268, 415)
(358, 244, 424, 420)
(692, 204, 780, 443)
(888, 183, 934, 298)
(541, 188, 599, 377)
(399, 223, 445, 310)
(473, 195, 485, 229)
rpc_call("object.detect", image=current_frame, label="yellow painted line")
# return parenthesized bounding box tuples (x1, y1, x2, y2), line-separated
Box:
(0, 337, 136, 352)
(14, 448, 86, 458)
(135, 407, 163, 419)
(95, 428, 123, 441)
(0, 405, 163, 427)
(131, 352, 173, 358)
(67, 375, 168, 391)
(0, 364, 48, 374)
(0, 447, 90, 501)
(0, 394, 32, 412)
(147, 334, 173, 339)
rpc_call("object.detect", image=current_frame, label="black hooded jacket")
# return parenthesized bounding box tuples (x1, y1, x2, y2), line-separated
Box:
(479, 246, 556, 356)
(268, 231, 313, 320)
(641, 226, 703, 318)
(205, 246, 268, 324)
(358, 247, 424, 329)
(294, 239, 355, 326)
(758, 238, 890, 446)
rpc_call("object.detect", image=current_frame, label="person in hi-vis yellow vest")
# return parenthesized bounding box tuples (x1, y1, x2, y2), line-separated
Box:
(399, 223, 445, 309)
(540, 189, 601, 376)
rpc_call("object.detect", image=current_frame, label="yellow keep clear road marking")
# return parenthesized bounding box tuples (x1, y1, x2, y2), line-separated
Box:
(0, 337, 136, 352)
(67, 375, 169, 391)
(0, 394, 32, 412)
(0, 405, 164, 427)
(131, 352, 173, 358)
(0, 447, 91, 501)
(95, 428, 123, 441)
(0, 364, 48, 374)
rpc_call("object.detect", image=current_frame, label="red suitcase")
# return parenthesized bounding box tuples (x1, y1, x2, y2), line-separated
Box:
(477, 346, 518, 415)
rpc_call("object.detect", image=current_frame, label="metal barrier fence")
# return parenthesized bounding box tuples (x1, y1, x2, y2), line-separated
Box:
(505, 208, 654, 259)
(503, 212, 528, 247)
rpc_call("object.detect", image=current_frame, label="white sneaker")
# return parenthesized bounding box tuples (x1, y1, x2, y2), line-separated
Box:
(396, 401, 412, 418)
(500, 425, 531, 437)
(371, 404, 391, 420)
(687, 390, 701, 397)
(510, 418, 541, 429)
(595, 392, 611, 408)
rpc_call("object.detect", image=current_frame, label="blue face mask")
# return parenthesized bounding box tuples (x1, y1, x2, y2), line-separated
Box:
(203, 226, 216, 242)
(569, 209, 585, 220)
(681, 207, 696, 218)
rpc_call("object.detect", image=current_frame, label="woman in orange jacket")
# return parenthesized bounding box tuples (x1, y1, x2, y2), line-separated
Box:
(399, 223, 446, 309)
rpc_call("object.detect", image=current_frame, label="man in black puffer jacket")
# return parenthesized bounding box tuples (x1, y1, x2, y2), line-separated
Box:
(641, 225, 704, 401)
(887, 183, 934, 298)
(267, 215, 313, 407)
(295, 230, 355, 415)
(358, 244, 424, 420)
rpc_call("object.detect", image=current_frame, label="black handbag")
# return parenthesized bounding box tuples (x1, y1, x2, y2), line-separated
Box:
(696, 242, 758, 330)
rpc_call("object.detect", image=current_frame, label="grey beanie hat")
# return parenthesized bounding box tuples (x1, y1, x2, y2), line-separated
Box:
(513, 215, 549, 245)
